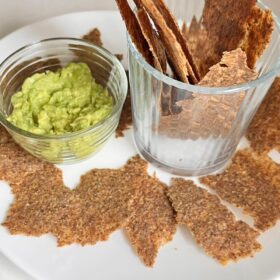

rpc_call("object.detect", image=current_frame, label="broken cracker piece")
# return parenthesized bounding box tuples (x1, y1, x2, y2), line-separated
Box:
(125, 175, 176, 267)
(0, 141, 53, 186)
(241, 7, 274, 69)
(247, 77, 280, 154)
(82, 28, 103, 46)
(151, 0, 200, 82)
(54, 156, 147, 246)
(202, 0, 274, 70)
(3, 167, 69, 236)
(158, 49, 257, 139)
(136, 7, 167, 72)
(167, 179, 261, 265)
(201, 149, 280, 231)
(136, 0, 193, 83)
(116, 0, 154, 66)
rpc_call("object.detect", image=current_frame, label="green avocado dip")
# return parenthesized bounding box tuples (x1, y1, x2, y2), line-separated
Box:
(7, 62, 113, 135)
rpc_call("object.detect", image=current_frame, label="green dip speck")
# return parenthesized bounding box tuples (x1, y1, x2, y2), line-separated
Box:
(7, 62, 113, 135)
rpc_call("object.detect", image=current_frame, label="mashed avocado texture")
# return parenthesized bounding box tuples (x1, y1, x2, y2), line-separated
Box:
(7, 63, 113, 135)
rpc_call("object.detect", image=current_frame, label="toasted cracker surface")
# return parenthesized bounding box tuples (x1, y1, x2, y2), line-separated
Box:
(125, 175, 176, 267)
(53, 156, 147, 246)
(167, 179, 261, 264)
(136, 7, 167, 72)
(202, 0, 273, 70)
(152, 0, 200, 82)
(247, 77, 280, 153)
(3, 167, 69, 236)
(82, 28, 103, 46)
(136, 0, 191, 83)
(158, 49, 257, 139)
(241, 7, 274, 69)
(201, 150, 280, 231)
(116, 0, 153, 65)
(0, 140, 53, 186)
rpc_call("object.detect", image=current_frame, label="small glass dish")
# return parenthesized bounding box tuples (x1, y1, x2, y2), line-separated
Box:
(0, 38, 128, 164)
(128, 0, 280, 176)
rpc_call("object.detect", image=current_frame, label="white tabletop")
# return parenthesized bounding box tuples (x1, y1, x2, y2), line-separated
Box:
(0, 0, 280, 279)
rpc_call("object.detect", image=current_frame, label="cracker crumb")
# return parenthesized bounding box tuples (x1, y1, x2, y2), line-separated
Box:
(168, 179, 261, 264)
(201, 150, 280, 231)
(82, 28, 103, 46)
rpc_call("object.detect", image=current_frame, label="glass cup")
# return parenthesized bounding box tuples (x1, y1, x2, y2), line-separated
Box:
(0, 38, 127, 164)
(128, 0, 280, 176)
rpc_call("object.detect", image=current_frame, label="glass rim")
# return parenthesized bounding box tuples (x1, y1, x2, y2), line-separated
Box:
(0, 37, 128, 140)
(128, 0, 280, 94)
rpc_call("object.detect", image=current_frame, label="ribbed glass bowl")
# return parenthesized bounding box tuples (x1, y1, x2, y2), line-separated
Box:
(0, 38, 128, 164)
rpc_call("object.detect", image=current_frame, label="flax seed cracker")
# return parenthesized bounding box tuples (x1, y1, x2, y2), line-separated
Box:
(125, 175, 176, 267)
(247, 77, 280, 154)
(167, 179, 261, 265)
(201, 150, 280, 231)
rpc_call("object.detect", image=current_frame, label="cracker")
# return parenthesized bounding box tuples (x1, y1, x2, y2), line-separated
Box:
(241, 7, 274, 69)
(182, 17, 216, 77)
(247, 77, 280, 154)
(201, 150, 280, 231)
(54, 156, 147, 246)
(158, 49, 257, 139)
(0, 140, 52, 186)
(125, 176, 176, 267)
(167, 179, 261, 265)
(198, 48, 258, 87)
(116, 0, 153, 65)
(151, 0, 200, 82)
(136, 7, 167, 72)
(3, 167, 69, 236)
(136, 0, 192, 83)
(202, 0, 273, 70)
(82, 28, 103, 46)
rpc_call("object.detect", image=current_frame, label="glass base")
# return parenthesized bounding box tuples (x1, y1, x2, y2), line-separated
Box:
(133, 133, 232, 177)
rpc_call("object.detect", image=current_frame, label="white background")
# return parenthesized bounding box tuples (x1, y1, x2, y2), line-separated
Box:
(0, 0, 280, 279)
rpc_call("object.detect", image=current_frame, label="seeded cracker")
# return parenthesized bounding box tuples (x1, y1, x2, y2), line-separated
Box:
(158, 49, 257, 139)
(202, 0, 273, 71)
(182, 17, 216, 77)
(201, 150, 280, 231)
(3, 167, 70, 236)
(0, 140, 52, 186)
(151, 0, 200, 82)
(247, 77, 280, 154)
(167, 179, 261, 265)
(135, 0, 192, 83)
(241, 7, 274, 69)
(116, 0, 153, 66)
(53, 156, 146, 246)
(125, 175, 176, 267)
(136, 7, 167, 72)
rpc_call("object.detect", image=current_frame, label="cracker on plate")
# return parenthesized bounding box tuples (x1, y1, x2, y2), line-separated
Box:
(247, 77, 280, 154)
(168, 179, 261, 265)
(125, 175, 176, 267)
(201, 150, 280, 231)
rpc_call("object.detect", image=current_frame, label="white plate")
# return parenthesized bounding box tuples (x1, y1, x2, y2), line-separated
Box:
(0, 11, 280, 280)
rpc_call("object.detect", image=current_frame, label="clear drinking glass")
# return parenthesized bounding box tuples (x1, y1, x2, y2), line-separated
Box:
(0, 38, 127, 164)
(128, 0, 280, 176)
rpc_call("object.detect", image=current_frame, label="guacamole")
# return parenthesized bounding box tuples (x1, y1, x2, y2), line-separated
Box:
(7, 63, 113, 135)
